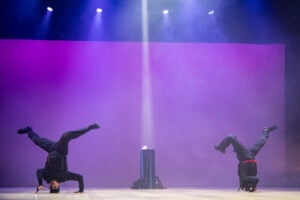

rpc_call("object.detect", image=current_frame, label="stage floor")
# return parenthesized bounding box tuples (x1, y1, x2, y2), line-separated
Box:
(0, 187, 299, 200)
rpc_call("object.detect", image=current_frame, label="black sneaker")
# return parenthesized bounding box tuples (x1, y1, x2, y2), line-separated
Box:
(214, 145, 225, 153)
(263, 125, 277, 134)
(17, 127, 32, 134)
(89, 124, 100, 130)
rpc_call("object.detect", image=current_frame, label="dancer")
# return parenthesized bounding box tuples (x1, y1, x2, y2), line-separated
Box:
(214, 125, 277, 192)
(17, 123, 100, 193)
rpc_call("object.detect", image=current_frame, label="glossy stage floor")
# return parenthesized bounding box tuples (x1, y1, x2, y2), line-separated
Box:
(0, 187, 299, 200)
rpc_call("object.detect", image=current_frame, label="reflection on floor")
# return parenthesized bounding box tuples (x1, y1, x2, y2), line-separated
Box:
(0, 187, 299, 200)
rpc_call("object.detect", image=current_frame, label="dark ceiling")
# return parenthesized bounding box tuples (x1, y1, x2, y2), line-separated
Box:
(0, 0, 299, 43)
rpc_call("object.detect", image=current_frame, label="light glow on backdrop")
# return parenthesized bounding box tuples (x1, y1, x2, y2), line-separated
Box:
(0, 39, 285, 187)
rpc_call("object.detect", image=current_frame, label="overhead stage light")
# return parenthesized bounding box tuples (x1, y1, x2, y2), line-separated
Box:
(47, 7, 53, 12)
(208, 10, 215, 15)
(96, 8, 103, 13)
(162, 9, 169, 15)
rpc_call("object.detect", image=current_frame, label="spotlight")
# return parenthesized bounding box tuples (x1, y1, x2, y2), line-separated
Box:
(131, 149, 164, 189)
(162, 9, 169, 15)
(96, 8, 103, 13)
(208, 10, 215, 15)
(47, 7, 53, 12)
(142, 145, 148, 150)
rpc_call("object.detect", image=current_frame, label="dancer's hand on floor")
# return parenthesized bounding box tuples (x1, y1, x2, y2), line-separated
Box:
(35, 185, 44, 193)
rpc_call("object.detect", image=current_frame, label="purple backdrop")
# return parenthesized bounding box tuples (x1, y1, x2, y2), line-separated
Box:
(0, 39, 285, 187)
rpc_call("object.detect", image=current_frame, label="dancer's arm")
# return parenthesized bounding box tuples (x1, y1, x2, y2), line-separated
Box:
(65, 171, 84, 193)
(36, 169, 44, 192)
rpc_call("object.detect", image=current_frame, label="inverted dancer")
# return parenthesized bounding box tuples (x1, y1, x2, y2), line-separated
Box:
(214, 125, 277, 192)
(17, 123, 100, 193)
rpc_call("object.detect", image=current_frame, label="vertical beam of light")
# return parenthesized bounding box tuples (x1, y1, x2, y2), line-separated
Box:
(36, 8, 52, 38)
(89, 9, 103, 39)
(141, 0, 153, 149)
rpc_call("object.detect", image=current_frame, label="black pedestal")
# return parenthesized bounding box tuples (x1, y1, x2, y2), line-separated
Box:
(131, 149, 164, 189)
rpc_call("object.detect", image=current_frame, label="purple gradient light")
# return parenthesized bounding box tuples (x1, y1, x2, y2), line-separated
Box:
(0, 39, 285, 188)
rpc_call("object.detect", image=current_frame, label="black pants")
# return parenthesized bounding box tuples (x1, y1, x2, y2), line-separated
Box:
(216, 132, 270, 162)
(28, 127, 91, 156)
